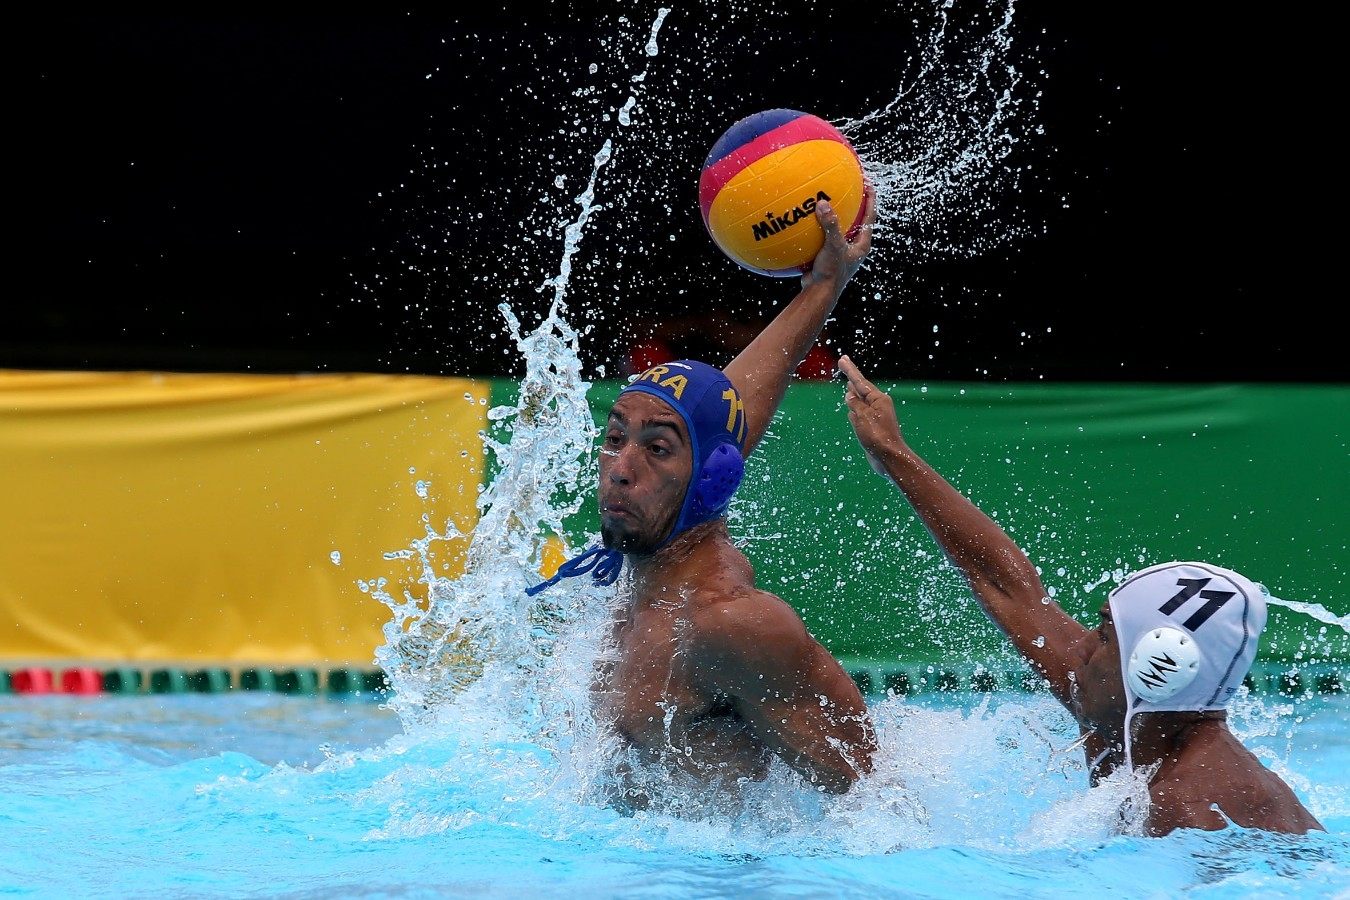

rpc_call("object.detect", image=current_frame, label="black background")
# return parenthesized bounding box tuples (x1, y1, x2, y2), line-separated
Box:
(10, 5, 1339, 383)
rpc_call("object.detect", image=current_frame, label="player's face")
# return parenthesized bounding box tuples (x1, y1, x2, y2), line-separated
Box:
(597, 392, 692, 555)
(1069, 602, 1127, 730)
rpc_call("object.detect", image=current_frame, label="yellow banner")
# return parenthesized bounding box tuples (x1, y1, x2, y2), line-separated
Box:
(0, 370, 489, 667)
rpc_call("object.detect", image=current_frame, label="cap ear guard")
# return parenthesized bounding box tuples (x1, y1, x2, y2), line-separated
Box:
(688, 442, 744, 523)
(1126, 626, 1203, 702)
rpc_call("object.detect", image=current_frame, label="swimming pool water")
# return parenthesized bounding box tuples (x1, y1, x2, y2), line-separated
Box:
(2, 687, 1345, 899)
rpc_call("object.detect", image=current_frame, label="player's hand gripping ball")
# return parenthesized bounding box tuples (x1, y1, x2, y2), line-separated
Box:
(699, 108, 869, 277)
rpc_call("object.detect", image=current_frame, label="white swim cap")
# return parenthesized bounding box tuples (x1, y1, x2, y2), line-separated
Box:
(1109, 561, 1267, 766)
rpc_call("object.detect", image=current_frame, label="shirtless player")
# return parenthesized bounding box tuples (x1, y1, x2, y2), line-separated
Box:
(837, 353, 1323, 836)
(531, 195, 878, 812)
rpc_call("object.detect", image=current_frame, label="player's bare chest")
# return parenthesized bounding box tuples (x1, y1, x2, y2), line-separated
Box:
(598, 609, 711, 743)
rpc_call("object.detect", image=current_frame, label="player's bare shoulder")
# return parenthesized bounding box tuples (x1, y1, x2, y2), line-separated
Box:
(691, 584, 816, 671)
(665, 528, 816, 670)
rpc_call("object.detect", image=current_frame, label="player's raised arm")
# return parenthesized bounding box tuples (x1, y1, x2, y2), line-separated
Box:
(724, 192, 875, 459)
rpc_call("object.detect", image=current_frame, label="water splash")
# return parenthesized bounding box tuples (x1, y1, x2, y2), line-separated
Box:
(365, 10, 671, 733)
(1267, 595, 1350, 634)
(346, 0, 1044, 380)
(838, 0, 1038, 263)
(365, 151, 612, 729)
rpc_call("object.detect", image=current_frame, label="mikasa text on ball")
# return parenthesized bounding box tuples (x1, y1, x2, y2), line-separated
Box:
(698, 108, 868, 277)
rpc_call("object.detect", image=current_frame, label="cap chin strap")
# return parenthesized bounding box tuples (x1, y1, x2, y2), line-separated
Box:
(527, 443, 744, 597)
(525, 545, 623, 596)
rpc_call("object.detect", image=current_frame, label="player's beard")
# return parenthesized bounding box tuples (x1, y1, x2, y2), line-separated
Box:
(600, 501, 682, 556)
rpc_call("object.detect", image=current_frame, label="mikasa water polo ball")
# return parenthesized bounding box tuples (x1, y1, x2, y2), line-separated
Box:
(698, 108, 868, 277)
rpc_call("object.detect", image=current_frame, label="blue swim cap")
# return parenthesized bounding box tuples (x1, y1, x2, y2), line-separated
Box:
(619, 359, 747, 545)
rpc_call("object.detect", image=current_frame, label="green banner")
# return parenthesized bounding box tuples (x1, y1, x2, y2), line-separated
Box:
(514, 379, 1348, 674)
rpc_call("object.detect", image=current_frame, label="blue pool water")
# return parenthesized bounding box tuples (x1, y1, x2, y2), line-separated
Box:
(1, 686, 1346, 898)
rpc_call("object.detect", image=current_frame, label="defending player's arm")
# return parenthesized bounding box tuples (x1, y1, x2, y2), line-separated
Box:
(838, 354, 1087, 703)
